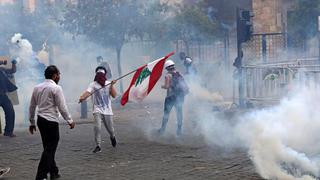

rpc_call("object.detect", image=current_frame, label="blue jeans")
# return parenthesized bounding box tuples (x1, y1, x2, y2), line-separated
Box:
(160, 95, 184, 135)
(0, 94, 15, 135)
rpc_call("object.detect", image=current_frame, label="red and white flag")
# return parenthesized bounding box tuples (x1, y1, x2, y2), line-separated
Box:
(121, 52, 174, 106)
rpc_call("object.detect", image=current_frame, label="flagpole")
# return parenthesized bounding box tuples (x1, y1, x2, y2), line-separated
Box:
(92, 68, 138, 95)
(79, 51, 175, 103)
(79, 69, 138, 103)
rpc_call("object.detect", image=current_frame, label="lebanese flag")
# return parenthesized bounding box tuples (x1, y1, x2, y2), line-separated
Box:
(121, 52, 174, 106)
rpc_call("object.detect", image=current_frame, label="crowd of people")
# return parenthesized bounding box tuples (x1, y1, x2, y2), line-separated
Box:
(0, 52, 195, 179)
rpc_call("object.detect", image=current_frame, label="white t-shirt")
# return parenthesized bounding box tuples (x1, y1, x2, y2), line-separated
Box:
(87, 81, 113, 115)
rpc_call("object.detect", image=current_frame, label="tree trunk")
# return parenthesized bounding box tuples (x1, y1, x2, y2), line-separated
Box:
(116, 47, 124, 93)
(183, 40, 190, 55)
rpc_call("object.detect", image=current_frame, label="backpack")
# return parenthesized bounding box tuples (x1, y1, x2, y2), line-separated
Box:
(171, 72, 189, 97)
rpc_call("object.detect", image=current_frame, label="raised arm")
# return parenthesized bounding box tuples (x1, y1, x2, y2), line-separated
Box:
(109, 80, 117, 98)
(1, 60, 17, 74)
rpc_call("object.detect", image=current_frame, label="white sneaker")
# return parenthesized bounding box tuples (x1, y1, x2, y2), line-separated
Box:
(0, 167, 10, 178)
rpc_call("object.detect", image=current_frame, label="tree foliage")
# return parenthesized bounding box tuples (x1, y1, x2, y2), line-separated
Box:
(63, 0, 146, 50)
(288, 0, 320, 43)
(0, 1, 63, 53)
(166, 4, 222, 53)
(62, 0, 223, 90)
(62, 0, 151, 92)
(0, 3, 21, 54)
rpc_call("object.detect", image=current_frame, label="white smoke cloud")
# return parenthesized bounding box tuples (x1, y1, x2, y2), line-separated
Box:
(194, 80, 320, 180)
(10, 33, 33, 64)
(8, 33, 41, 124)
(238, 83, 320, 180)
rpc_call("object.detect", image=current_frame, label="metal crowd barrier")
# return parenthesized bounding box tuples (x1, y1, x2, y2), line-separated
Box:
(242, 58, 320, 103)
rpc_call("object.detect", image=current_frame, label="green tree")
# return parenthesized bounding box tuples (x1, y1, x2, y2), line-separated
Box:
(166, 4, 222, 54)
(0, 3, 21, 54)
(0, 1, 64, 56)
(287, 0, 320, 49)
(63, 0, 151, 92)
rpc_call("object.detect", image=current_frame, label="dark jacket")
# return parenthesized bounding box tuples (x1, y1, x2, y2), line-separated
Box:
(0, 70, 17, 94)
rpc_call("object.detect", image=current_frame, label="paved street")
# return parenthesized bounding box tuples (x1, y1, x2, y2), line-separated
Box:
(0, 103, 263, 180)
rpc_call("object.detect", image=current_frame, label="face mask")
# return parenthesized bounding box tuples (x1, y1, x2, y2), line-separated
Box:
(94, 72, 106, 86)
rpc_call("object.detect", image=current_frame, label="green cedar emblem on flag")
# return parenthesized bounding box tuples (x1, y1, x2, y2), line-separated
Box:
(135, 67, 151, 86)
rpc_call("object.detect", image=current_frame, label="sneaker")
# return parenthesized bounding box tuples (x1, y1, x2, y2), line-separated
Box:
(92, 146, 101, 153)
(110, 136, 117, 147)
(50, 173, 61, 179)
(0, 167, 10, 178)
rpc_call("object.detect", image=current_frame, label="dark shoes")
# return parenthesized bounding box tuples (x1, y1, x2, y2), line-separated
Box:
(50, 173, 61, 179)
(93, 146, 102, 153)
(110, 136, 117, 147)
(93, 137, 116, 153)
(3, 133, 16, 137)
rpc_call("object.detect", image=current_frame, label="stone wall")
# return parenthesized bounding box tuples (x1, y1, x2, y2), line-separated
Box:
(252, 0, 283, 33)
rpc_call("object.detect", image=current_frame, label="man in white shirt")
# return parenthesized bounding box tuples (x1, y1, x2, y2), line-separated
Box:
(79, 66, 117, 153)
(29, 65, 75, 180)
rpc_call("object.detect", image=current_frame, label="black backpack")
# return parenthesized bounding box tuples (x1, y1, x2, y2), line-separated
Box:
(171, 72, 189, 97)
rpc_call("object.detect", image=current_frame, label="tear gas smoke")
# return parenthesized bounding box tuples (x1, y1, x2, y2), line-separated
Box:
(9, 33, 42, 124)
(10, 33, 33, 64)
(236, 83, 320, 180)
(3, 2, 319, 180)
(194, 80, 320, 180)
(137, 63, 320, 180)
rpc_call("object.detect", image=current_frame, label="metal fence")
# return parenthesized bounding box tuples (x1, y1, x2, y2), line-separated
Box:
(242, 58, 320, 103)
(174, 40, 229, 64)
(242, 33, 286, 63)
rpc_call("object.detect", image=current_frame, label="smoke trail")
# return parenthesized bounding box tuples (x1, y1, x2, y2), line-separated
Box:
(8, 33, 44, 124)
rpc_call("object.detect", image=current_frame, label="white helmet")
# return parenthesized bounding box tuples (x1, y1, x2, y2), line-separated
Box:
(185, 57, 192, 64)
(164, 59, 175, 69)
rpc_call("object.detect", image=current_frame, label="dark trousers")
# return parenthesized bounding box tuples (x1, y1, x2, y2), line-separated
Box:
(160, 95, 184, 134)
(36, 116, 59, 180)
(0, 94, 15, 135)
